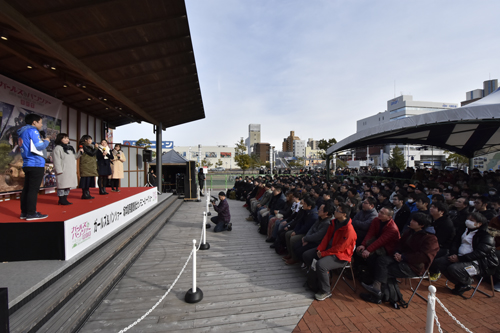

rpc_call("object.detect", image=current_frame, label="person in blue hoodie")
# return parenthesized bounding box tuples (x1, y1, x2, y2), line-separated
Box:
(17, 114, 50, 220)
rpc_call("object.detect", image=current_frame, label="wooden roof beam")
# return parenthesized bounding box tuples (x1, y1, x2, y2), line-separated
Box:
(0, 0, 158, 125)
(24, 0, 120, 19)
(80, 35, 190, 61)
(95, 50, 193, 74)
(119, 72, 197, 94)
(55, 15, 186, 43)
(108, 63, 195, 84)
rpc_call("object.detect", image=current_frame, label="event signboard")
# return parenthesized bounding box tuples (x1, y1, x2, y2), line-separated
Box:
(64, 188, 158, 260)
(0, 74, 63, 193)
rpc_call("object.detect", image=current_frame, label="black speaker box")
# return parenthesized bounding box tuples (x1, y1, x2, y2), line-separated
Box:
(143, 149, 152, 162)
(184, 161, 197, 199)
(0, 288, 8, 333)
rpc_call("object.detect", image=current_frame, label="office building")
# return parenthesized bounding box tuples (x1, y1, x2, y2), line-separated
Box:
(254, 143, 270, 163)
(247, 124, 261, 154)
(282, 131, 300, 152)
(355, 95, 459, 168)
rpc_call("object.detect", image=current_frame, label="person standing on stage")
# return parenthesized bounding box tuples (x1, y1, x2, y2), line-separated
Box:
(198, 167, 206, 197)
(110, 143, 126, 192)
(79, 135, 98, 199)
(53, 133, 81, 205)
(96, 139, 112, 195)
(17, 114, 50, 220)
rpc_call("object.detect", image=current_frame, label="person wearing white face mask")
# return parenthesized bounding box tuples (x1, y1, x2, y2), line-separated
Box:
(430, 212, 498, 296)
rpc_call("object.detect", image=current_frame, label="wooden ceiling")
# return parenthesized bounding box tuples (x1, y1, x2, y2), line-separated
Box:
(0, 0, 205, 129)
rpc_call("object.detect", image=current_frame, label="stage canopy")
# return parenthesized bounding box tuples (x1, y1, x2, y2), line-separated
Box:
(327, 88, 500, 158)
(0, 0, 205, 130)
(150, 149, 188, 165)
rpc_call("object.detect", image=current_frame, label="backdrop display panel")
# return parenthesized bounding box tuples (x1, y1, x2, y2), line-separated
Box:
(0, 75, 64, 194)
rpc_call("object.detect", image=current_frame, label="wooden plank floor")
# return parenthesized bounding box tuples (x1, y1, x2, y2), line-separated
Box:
(79, 194, 313, 333)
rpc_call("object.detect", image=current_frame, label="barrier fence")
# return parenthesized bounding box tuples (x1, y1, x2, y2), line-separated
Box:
(118, 190, 212, 333)
(426, 286, 474, 333)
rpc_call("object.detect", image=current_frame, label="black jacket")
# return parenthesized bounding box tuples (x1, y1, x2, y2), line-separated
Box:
(450, 225, 499, 276)
(394, 204, 411, 234)
(433, 215, 455, 250)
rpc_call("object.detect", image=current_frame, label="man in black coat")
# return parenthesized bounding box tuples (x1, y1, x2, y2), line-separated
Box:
(392, 194, 411, 234)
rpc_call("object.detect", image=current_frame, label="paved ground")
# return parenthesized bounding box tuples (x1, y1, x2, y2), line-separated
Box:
(77, 193, 500, 332)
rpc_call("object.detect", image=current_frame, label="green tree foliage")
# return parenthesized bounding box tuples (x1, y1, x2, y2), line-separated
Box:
(317, 138, 337, 160)
(234, 138, 251, 172)
(135, 138, 152, 148)
(215, 159, 223, 167)
(136, 138, 156, 158)
(198, 158, 213, 168)
(249, 153, 262, 170)
(445, 152, 469, 169)
(388, 145, 406, 170)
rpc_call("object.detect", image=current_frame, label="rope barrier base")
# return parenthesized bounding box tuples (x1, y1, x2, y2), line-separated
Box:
(199, 242, 210, 250)
(185, 288, 204, 303)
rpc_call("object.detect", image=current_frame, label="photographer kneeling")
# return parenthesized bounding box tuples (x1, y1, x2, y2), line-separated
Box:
(211, 192, 232, 232)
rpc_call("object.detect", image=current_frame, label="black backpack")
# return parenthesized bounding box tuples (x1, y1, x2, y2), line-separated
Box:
(361, 278, 408, 309)
(381, 278, 408, 309)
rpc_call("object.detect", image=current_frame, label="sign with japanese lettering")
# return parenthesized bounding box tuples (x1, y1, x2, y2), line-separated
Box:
(0, 74, 64, 194)
(64, 188, 158, 260)
(122, 140, 173, 149)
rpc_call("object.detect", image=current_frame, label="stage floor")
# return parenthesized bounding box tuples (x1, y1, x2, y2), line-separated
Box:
(0, 187, 154, 223)
(0, 191, 172, 309)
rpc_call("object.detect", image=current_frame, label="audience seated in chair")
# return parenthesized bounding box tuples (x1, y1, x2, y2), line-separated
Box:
(360, 212, 439, 303)
(302, 202, 356, 301)
(354, 206, 400, 284)
(431, 212, 499, 296)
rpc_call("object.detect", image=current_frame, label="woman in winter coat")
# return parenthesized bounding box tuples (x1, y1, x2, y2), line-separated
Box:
(79, 135, 98, 199)
(110, 143, 126, 192)
(53, 133, 82, 205)
(96, 139, 112, 195)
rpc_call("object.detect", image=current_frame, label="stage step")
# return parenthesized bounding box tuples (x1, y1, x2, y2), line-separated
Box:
(8, 195, 184, 333)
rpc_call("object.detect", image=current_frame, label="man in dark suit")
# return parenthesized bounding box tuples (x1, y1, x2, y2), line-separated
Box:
(392, 193, 411, 234)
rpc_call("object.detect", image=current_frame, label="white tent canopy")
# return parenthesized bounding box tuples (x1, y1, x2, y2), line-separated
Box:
(327, 87, 500, 158)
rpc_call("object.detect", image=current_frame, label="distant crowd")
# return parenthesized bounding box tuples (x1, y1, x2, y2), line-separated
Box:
(226, 166, 500, 305)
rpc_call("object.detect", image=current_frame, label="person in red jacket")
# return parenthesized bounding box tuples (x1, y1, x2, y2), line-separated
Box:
(361, 212, 439, 300)
(355, 206, 401, 283)
(303, 202, 357, 301)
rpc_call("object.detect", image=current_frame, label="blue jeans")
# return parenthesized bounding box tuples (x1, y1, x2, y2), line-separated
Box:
(211, 216, 228, 232)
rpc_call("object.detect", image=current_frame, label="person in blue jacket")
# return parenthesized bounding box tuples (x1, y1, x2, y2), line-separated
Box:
(17, 114, 50, 220)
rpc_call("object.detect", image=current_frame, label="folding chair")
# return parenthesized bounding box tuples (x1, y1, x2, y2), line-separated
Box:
(330, 259, 356, 293)
(406, 266, 432, 305)
(445, 275, 495, 299)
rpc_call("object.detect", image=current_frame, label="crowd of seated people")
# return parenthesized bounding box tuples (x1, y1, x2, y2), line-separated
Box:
(226, 167, 500, 304)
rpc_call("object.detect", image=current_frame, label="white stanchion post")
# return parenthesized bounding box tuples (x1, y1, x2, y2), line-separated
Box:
(206, 192, 211, 216)
(425, 285, 437, 333)
(185, 239, 203, 303)
(200, 212, 210, 250)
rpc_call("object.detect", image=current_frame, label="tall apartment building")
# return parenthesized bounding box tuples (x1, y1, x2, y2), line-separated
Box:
(254, 143, 270, 163)
(282, 131, 300, 152)
(307, 138, 319, 150)
(293, 140, 306, 158)
(247, 124, 261, 154)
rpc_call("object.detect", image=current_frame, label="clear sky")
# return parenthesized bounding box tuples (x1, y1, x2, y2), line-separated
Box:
(113, 0, 500, 150)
